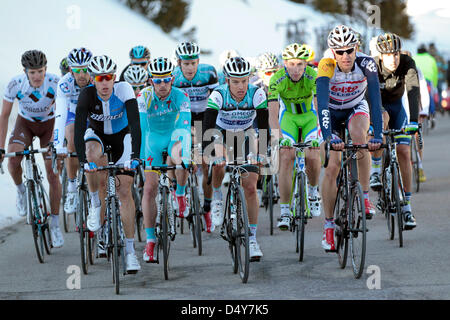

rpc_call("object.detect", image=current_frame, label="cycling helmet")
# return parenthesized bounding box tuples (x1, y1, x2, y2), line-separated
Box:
(129, 45, 151, 60)
(219, 49, 239, 67)
(257, 52, 280, 71)
(124, 65, 149, 84)
(21, 50, 47, 69)
(175, 42, 200, 60)
(88, 55, 117, 75)
(223, 57, 251, 77)
(59, 57, 70, 76)
(67, 47, 93, 67)
(148, 57, 174, 76)
(327, 25, 358, 49)
(376, 33, 402, 54)
(282, 43, 311, 60)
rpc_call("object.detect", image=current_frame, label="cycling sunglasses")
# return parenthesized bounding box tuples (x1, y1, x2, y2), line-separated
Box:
(132, 84, 146, 91)
(131, 61, 148, 66)
(334, 48, 355, 56)
(71, 67, 88, 73)
(94, 74, 114, 82)
(152, 76, 173, 84)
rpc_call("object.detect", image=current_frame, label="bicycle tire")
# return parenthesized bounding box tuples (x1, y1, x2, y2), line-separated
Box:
(224, 190, 238, 275)
(38, 181, 52, 255)
(334, 187, 348, 269)
(411, 138, 420, 193)
(349, 181, 366, 279)
(268, 176, 274, 236)
(61, 166, 69, 233)
(392, 165, 404, 248)
(192, 186, 203, 256)
(27, 181, 45, 263)
(78, 188, 89, 274)
(110, 198, 120, 294)
(297, 172, 307, 262)
(235, 185, 250, 283)
(161, 187, 170, 280)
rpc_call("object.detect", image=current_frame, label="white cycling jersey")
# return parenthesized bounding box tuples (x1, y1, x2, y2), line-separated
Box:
(402, 68, 430, 120)
(53, 73, 83, 151)
(3, 73, 59, 122)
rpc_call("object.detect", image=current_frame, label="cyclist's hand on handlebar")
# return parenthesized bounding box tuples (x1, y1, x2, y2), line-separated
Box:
(330, 137, 344, 151)
(56, 147, 68, 159)
(404, 122, 419, 134)
(84, 162, 98, 173)
(0, 149, 5, 163)
(279, 137, 292, 148)
(124, 158, 141, 171)
(368, 138, 382, 151)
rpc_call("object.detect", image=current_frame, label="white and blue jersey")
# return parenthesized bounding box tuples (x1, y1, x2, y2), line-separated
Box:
(173, 64, 219, 113)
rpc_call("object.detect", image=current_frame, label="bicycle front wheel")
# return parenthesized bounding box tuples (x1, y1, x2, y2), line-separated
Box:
(161, 187, 170, 280)
(334, 187, 348, 269)
(392, 165, 404, 248)
(235, 185, 250, 283)
(27, 181, 45, 263)
(78, 188, 89, 274)
(296, 172, 307, 262)
(110, 199, 121, 294)
(192, 186, 203, 256)
(267, 175, 274, 236)
(37, 181, 52, 255)
(349, 181, 366, 279)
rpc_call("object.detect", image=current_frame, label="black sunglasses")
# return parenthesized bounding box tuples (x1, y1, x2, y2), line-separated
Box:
(335, 48, 355, 56)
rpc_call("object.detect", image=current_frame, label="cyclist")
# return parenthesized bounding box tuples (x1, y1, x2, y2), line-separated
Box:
(59, 57, 70, 76)
(172, 42, 219, 233)
(203, 56, 270, 261)
(369, 33, 419, 229)
(217, 49, 240, 85)
(74, 55, 142, 273)
(123, 65, 149, 97)
(0, 50, 64, 248)
(267, 43, 322, 230)
(254, 52, 281, 92)
(138, 57, 191, 263)
(119, 45, 151, 82)
(316, 25, 383, 251)
(54, 47, 93, 215)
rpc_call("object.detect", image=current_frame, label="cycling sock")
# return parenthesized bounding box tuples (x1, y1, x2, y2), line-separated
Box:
(325, 217, 335, 229)
(176, 183, 186, 196)
(308, 185, 319, 198)
(363, 191, 369, 200)
(249, 224, 257, 241)
(371, 157, 382, 174)
(280, 203, 290, 216)
(213, 186, 222, 201)
(203, 198, 212, 212)
(67, 178, 77, 193)
(418, 156, 423, 169)
(90, 191, 101, 208)
(50, 214, 59, 228)
(145, 228, 156, 242)
(126, 238, 135, 255)
(403, 192, 412, 212)
(16, 182, 25, 193)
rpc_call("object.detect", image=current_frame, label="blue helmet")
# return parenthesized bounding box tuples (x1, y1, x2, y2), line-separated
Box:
(129, 45, 151, 59)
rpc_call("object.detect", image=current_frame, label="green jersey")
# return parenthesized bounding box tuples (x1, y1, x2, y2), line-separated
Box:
(268, 66, 317, 114)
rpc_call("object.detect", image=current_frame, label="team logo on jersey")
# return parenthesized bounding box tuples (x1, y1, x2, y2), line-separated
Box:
(361, 58, 377, 73)
(330, 85, 359, 94)
(59, 82, 70, 94)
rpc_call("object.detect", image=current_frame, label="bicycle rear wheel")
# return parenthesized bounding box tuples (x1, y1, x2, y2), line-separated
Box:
(191, 186, 203, 256)
(349, 181, 366, 279)
(410, 138, 420, 193)
(235, 185, 250, 283)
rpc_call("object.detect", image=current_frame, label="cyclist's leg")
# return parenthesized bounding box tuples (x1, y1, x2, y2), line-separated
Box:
(301, 111, 321, 193)
(168, 140, 189, 217)
(64, 114, 79, 181)
(241, 170, 262, 257)
(7, 116, 32, 185)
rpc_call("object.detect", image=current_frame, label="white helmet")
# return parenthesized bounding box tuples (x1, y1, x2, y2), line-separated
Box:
(175, 42, 200, 60)
(67, 47, 93, 67)
(124, 65, 148, 84)
(148, 57, 174, 76)
(88, 55, 117, 75)
(219, 49, 239, 67)
(327, 25, 358, 49)
(223, 57, 251, 78)
(257, 52, 280, 72)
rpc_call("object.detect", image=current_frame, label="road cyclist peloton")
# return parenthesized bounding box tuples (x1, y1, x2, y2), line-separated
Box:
(267, 43, 323, 231)
(172, 41, 220, 233)
(203, 56, 270, 261)
(74, 55, 142, 273)
(0, 50, 64, 248)
(370, 33, 419, 229)
(138, 57, 192, 263)
(53, 47, 93, 216)
(316, 25, 383, 251)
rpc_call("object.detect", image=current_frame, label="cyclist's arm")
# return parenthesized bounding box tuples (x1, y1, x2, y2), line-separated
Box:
(404, 58, 421, 123)
(0, 99, 13, 150)
(74, 88, 90, 164)
(316, 58, 334, 141)
(173, 96, 192, 164)
(125, 98, 141, 159)
(137, 91, 149, 160)
(362, 58, 383, 141)
(267, 77, 281, 137)
(203, 93, 220, 152)
(53, 82, 70, 152)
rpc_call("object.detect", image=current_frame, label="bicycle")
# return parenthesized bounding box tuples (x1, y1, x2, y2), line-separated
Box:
(260, 146, 279, 236)
(207, 160, 251, 283)
(410, 124, 423, 193)
(324, 132, 368, 279)
(280, 140, 312, 262)
(376, 128, 416, 248)
(186, 162, 203, 256)
(132, 165, 145, 242)
(1, 144, 52, 263)
(142, 152, 188, 280)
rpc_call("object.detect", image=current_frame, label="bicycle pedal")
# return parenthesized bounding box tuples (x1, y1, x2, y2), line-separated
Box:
(250, 257, 261, 262)
(126, 270, 139, 275)
(324, 248, 337, 253)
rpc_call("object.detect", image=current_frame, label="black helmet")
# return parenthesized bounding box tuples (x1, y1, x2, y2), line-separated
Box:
(376, 33, 402, 54)
(59, 57, 70, 76)
(21, 50, 47, 69)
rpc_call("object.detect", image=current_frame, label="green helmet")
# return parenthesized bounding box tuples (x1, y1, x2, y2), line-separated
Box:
(282, 43, 311, 60)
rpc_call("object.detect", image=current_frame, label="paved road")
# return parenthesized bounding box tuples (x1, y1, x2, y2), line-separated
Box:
(1, 114, 450, 301)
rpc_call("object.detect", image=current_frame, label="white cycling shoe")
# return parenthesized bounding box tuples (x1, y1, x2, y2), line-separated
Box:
(64, 191, 78, 214)
(87, 205, 102, 232)
(126, 253, 141, 274)
(211, 200, 224, 226)
(50, 226, 64, 248)
(16, 190, 27, 217)
(249, 240, 263, 261)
